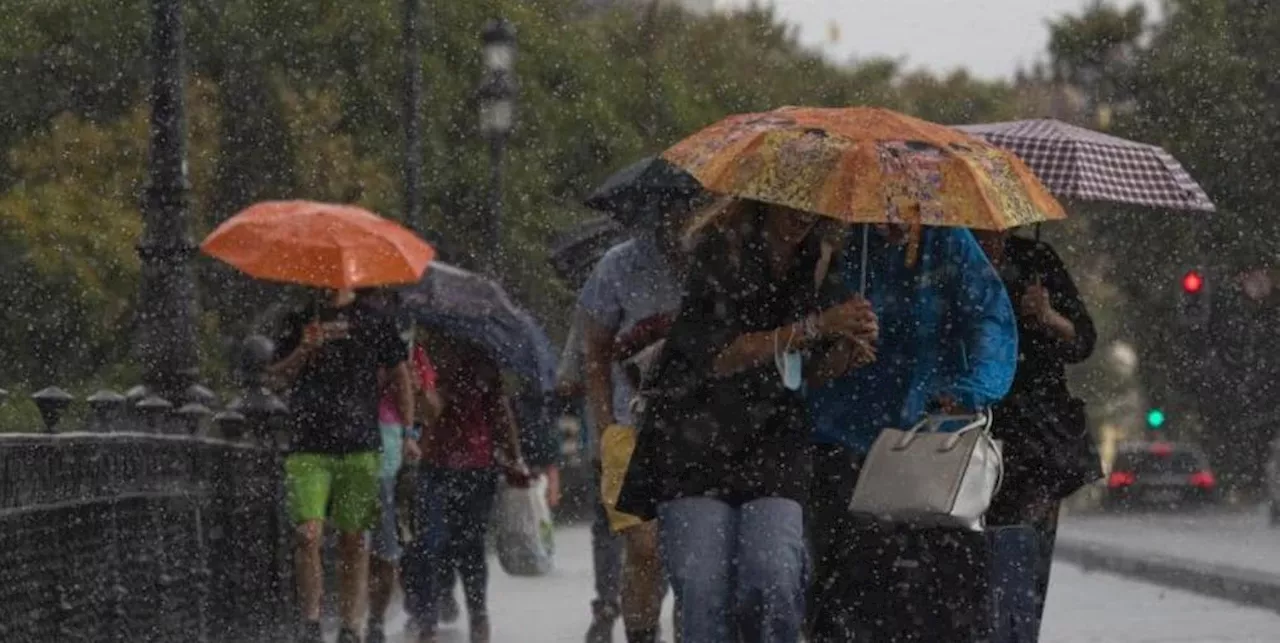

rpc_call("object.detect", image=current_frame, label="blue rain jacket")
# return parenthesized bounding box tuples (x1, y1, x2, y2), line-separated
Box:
(808, 227, 1017, 453)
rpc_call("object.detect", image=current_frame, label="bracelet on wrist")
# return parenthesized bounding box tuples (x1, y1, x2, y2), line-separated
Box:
(802, 314, 821, 343)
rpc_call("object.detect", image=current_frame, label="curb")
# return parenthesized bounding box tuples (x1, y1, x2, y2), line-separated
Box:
(1055, 537, 1280, 613)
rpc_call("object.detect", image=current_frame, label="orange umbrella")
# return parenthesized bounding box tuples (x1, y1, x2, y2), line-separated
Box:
(663, 106, 1065, 230)
(201, 200, 435, 290)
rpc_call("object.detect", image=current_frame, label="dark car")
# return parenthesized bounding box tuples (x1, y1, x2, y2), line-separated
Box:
(1103, 441, 1218, 510)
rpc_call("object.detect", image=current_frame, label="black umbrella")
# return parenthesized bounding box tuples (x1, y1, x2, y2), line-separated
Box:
(583, 156, 701, 225)
(548, 216, 629, 289)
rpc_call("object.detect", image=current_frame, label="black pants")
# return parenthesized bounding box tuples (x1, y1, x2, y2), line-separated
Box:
(404, 467, 498, 626)
(806, 445, 993, 643)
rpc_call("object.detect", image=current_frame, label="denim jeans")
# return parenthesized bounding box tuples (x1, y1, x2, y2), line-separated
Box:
(659, 497, 807, 643)
(402, 466, 498, 628)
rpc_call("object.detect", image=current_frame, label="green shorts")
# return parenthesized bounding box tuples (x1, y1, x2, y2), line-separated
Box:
(284, 451, 381, 533)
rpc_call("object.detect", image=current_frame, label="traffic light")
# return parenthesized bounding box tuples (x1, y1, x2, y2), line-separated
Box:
(1182, 270, 1204, 294)
(1146, 408, 1166, 429)
(1177, 268, 1211, 328)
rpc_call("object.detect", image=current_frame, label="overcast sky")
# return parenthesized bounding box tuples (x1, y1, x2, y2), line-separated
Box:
(722, 0, 1160, 80)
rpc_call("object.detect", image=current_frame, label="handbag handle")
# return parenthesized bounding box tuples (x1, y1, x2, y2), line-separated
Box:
(892, 410, 994, 450)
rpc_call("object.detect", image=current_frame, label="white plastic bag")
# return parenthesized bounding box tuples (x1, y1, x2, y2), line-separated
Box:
(495, 474, 555, 576)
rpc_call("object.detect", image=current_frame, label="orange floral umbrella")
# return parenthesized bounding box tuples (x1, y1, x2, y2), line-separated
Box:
(201, 200, 435, 290)
(662, 106, 1065, 230)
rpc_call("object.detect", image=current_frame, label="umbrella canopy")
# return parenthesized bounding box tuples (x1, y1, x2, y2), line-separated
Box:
(663, 106, 1065, 230)
(201, 200, 435, 289)
(955, 119, 1215, 212)
(399, 263, 556, 392)
(548, 216, 629, 288)
(584, 156, 702, 225)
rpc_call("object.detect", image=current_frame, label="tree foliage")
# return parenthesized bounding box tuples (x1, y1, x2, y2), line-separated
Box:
(0, 0, 1014, 391)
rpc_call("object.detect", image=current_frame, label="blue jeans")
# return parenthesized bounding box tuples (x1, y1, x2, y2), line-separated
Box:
(402, 467, 498, 629)
(659, 497, 807, 643)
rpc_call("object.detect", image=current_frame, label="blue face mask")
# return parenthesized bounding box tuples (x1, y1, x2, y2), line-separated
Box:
(781, 351, 803, 390)
(774, 327, 803, 391)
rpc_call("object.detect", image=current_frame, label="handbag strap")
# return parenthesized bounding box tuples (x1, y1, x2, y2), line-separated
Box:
(898, 410, 993, 440)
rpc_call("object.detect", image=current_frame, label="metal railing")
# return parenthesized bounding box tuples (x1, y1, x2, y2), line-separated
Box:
(0, 347, 298, 643)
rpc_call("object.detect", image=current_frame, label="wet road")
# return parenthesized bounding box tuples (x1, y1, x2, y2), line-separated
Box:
(367, 521, 1280, 642)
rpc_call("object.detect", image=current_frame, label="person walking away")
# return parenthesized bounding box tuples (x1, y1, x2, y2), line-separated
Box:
(403, 336, 531, 643)
(805, 223, 1017, 642)
(977, 230, 1097, 641)
(268, 288, 415, 643)
(617, 200, 878, 643)
(581, 199, 698, 643)
(367, 323, 443, 643)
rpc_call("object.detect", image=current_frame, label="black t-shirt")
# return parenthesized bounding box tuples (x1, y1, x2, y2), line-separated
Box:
(274, 301, 407, 454)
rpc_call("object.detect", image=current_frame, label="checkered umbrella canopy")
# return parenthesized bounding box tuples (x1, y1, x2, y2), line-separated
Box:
(956, 119, 1216, 212)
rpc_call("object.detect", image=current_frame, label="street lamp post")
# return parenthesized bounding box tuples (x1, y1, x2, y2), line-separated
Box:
(136, 0, 200, 405)
(403, 0, 424, 232)
(478, 19, 517, 271)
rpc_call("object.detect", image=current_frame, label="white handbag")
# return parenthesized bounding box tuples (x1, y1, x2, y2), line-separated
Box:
(847, 411, 1003, 531)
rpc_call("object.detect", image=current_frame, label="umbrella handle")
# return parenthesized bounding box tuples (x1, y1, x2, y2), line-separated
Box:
(859, 224, 870, 295)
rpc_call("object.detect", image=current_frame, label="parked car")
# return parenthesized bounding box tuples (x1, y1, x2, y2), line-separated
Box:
(1103, 441, 1218, 510)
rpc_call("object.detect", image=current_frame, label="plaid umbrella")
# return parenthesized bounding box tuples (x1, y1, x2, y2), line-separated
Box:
(955, 119, 1215, 212)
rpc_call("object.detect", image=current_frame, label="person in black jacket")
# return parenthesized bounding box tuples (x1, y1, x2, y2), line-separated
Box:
(618, 198, 877, 643)
(977, 229, 1098, 638)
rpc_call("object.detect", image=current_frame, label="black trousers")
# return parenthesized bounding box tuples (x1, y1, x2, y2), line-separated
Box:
(806, 444, 993, 643)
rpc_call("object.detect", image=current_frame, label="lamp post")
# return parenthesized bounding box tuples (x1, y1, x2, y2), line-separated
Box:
(402, 0, 424, 232)
(136, 0, 200, 406)
(478, 19, 517, 271)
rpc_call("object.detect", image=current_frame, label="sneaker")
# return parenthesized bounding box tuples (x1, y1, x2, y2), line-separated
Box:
(585, 600, 619, 643)
(439, 591, 461, 624)
(336, 627, 361, 643)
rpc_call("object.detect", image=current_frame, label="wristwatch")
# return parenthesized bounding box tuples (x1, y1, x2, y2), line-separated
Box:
(802, 313, 821, 343)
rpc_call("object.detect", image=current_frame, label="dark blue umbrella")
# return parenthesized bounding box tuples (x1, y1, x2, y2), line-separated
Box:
(399, 262, 556, 393)
(584, 156, 701, 226)
(399, 263, 560, 466)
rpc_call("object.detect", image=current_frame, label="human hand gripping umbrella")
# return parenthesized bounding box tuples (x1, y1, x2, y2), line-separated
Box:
(200, 200, 435, 290)
(662, 105, 1067, 291)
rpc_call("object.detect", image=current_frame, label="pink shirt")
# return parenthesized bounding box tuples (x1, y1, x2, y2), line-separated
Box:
(379, 345, 437, 425)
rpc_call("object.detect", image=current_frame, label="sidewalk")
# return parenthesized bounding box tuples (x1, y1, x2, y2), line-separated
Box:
(1055, 505, 1280, 612)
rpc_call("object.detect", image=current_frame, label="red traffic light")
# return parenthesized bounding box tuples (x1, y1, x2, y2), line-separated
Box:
(1182, 270, 1204, 294)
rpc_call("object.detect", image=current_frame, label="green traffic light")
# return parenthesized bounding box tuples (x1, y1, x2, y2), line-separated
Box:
(1147, 408, 1166, 429)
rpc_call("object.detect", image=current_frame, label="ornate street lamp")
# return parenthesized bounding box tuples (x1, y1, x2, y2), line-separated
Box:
(478, 19, 517, 270)
(135, 0, 201, 409)
(402, 0, 425, 233)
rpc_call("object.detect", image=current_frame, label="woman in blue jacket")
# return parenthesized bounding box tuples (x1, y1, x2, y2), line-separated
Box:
(805, 223, 1018, 642)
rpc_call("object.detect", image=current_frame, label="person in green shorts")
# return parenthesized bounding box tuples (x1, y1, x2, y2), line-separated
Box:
(269, 288, 414, 643)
